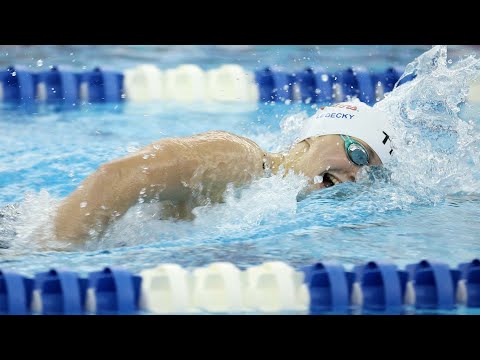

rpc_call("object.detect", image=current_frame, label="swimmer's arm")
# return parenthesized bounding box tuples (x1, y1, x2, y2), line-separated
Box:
(53, 140, 194, 243)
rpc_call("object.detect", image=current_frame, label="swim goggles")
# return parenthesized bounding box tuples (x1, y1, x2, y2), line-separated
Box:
(340, 135, 370, 166)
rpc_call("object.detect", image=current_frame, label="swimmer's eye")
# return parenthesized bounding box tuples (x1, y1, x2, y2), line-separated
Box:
(340, 135, 370, 167)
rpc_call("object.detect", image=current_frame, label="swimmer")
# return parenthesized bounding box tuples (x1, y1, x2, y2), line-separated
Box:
(51, 101, 394, 245)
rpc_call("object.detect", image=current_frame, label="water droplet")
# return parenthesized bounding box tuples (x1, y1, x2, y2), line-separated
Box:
(37, 59, 43, 67)
(80, 201, 87, 208)
(143, 154, 150, 160)
(321, 74, 329, 82)
(127, 145, 139, 153)
(121, 93, 126, 99)
(314, 175, 324, 184)
(447, 59, 453, 64)
(11, 71, 16, 77)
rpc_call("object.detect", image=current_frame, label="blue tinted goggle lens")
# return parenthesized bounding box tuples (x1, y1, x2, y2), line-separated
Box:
(341, 135, 370, 166)
(348, 144, 369, 166)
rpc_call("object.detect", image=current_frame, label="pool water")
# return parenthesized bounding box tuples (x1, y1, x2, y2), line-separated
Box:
(1, 45, 480, 314)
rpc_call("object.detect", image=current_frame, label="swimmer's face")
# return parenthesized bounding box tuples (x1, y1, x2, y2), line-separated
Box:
(291, 134, 382, 191)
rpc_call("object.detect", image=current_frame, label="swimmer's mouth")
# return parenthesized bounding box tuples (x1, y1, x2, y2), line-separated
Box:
(323, 173, 341, 188)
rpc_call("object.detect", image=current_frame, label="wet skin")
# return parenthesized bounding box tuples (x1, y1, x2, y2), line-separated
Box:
(52, 130, 382, 245)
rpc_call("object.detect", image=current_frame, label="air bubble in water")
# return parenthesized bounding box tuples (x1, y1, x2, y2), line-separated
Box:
(37, 59, 43, 67)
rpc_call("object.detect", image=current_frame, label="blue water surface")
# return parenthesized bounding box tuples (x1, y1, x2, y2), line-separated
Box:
(0, 45, 479, 315)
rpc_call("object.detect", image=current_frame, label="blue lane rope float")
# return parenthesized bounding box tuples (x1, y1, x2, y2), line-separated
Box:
(79, 68, 124, 103)
(255, 67, 296, 102)
(0, 64, 414, 106)
(87, 267, 141, 315)
(0, 66, 37, 103)
(0, 259, 479, 315)
(352, 261, 408, 313)
(301, 262, 354, 314)
(33, 269, 88, 315)
(457, 259, 480, 307)
(0, 270, 33, 315)
(37, 66, 79, 103)
(296, 67, 333, 104)
(405, 260, 460, 310)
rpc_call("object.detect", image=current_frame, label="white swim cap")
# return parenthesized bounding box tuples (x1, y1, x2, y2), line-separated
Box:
(299, 101, 395, 163)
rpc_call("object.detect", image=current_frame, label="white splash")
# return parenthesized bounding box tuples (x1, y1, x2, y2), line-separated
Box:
(376, 45, 480, 197)
(81, 170, 309, 250)
(2, 190, 70, 252)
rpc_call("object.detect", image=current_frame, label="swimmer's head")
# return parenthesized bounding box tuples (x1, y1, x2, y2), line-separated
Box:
(290, 101, 394, 189)
(299, 101, 394, 164)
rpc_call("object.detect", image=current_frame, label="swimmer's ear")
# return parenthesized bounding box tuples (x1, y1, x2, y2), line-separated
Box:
(295, 138, 312, 152)
(295, 138, 313, 153)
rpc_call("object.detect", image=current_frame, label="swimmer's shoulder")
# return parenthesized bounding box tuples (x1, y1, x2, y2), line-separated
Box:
(190, 130, 263, 149)
(113, 131, 262, 164)
(190, 130, 245, 140)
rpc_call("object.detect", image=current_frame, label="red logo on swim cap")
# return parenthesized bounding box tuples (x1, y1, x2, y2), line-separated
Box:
(319, 104, 359, 111)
